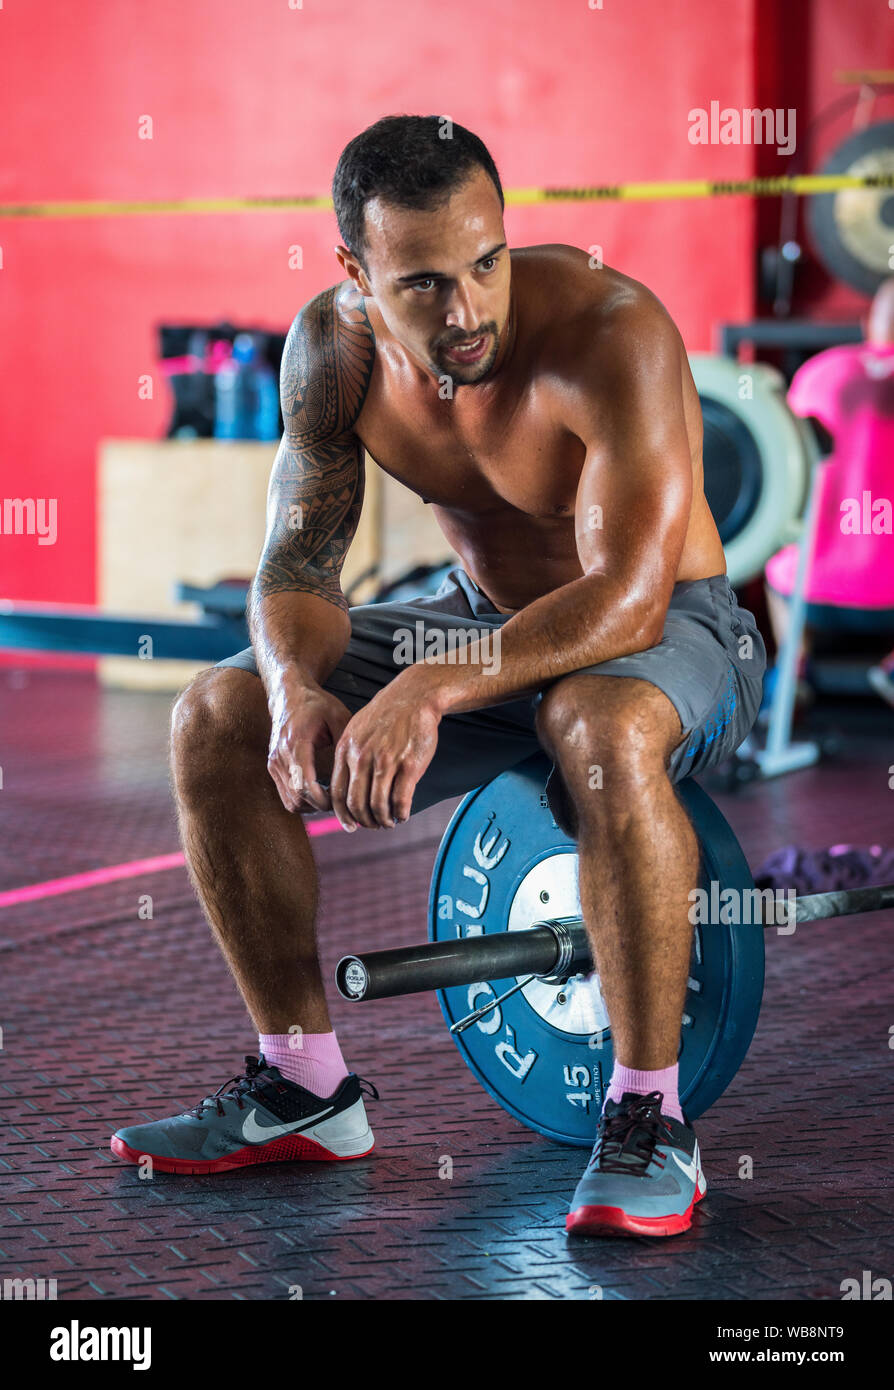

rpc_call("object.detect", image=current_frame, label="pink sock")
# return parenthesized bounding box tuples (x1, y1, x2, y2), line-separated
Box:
(606, 1062, 684, 1124)
(259, 1031, 349, 1098)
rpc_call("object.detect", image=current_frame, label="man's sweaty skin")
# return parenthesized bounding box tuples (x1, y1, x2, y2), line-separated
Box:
(190, 160, 726, 1068)
(250, 164, 724, 831)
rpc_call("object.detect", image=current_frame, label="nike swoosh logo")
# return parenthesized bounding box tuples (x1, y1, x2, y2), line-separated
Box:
(671, 1151, 699, 1183)
(242, 1106, 334, 1143)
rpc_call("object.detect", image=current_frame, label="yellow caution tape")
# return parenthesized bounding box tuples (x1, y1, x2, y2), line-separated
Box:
(1, 173, 892, 219)
(0, 194, 333, 219)
(834, 70, 894, 84)
(507, 173, 894, 203)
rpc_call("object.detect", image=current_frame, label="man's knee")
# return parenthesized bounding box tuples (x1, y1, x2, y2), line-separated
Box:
(171, 666, 268, 767)
(537, 674, 647, 758)
(535, 674, 680, 784)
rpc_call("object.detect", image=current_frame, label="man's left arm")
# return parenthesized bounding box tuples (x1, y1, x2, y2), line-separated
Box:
(406, 298, 694, 716)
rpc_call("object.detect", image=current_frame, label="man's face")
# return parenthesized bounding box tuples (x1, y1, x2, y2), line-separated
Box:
(339, 166, 511, 387)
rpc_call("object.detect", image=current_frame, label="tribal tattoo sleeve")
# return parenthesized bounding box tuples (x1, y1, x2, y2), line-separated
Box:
(253, 286, 375, 613)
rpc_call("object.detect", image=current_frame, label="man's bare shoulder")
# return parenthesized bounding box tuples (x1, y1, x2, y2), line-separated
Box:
(512, 244, 676, 348)
(281, 281, 375, 441)
(513, 248, 685, 440)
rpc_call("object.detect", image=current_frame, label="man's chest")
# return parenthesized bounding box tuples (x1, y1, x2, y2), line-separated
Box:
(358, 387, 586, 519)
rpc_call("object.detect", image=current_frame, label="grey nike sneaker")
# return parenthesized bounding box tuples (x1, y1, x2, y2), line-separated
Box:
(566, 1090, 706, 1237)
(110, 1055, 377, 1173)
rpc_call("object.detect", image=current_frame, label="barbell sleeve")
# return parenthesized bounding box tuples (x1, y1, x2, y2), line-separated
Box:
(336, 918, 591, 1001)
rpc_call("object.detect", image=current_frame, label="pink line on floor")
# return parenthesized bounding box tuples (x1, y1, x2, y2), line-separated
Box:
(0, 816, 343, 909)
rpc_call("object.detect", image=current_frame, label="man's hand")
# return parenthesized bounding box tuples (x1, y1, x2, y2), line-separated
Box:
(267, 676, 353, 814)
(329, 678, 442, 831)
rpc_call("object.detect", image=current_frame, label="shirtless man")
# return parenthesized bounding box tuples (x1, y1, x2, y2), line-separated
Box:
(112, 115, 766, 1238)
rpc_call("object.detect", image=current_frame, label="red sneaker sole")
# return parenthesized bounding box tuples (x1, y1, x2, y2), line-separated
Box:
(110, 1132, 374, 1173)
(566, 1183, 705, 1238)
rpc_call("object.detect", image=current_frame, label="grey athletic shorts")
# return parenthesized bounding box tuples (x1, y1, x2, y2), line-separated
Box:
(217, 566, 766, 829)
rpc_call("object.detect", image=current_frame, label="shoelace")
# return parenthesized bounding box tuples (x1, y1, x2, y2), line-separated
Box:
(189, 1057, 382, 1119)
(190, 1055, 286, 1120)
(589, 1090, 674, 1176)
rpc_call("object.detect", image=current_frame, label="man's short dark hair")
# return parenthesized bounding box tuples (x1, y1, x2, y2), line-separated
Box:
(332, 115, 504, 270)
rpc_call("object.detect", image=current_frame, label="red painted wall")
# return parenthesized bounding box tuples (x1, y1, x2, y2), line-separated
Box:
(0, 0, 888, 610)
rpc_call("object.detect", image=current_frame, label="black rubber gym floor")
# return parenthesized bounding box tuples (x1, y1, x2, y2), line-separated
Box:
(1, 667, 892, 1301)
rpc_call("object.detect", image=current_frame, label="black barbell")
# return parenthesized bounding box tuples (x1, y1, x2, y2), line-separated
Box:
(336, 753, 893, 1146)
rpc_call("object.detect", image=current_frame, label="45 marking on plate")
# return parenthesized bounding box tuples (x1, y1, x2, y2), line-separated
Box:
(564, 1062, 603, 1113)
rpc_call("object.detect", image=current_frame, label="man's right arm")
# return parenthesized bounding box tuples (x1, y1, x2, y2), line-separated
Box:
(247, 286, 375, 696)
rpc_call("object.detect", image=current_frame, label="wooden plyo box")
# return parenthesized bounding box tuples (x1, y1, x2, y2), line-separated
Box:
(97, 439, 452, 691)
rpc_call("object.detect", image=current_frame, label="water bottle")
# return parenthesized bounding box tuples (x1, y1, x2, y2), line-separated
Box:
(231, 333, 257, 439)
(213, 342, 240, 440)
(214, 334, 259, 439)
(252, 354, 281, 441)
